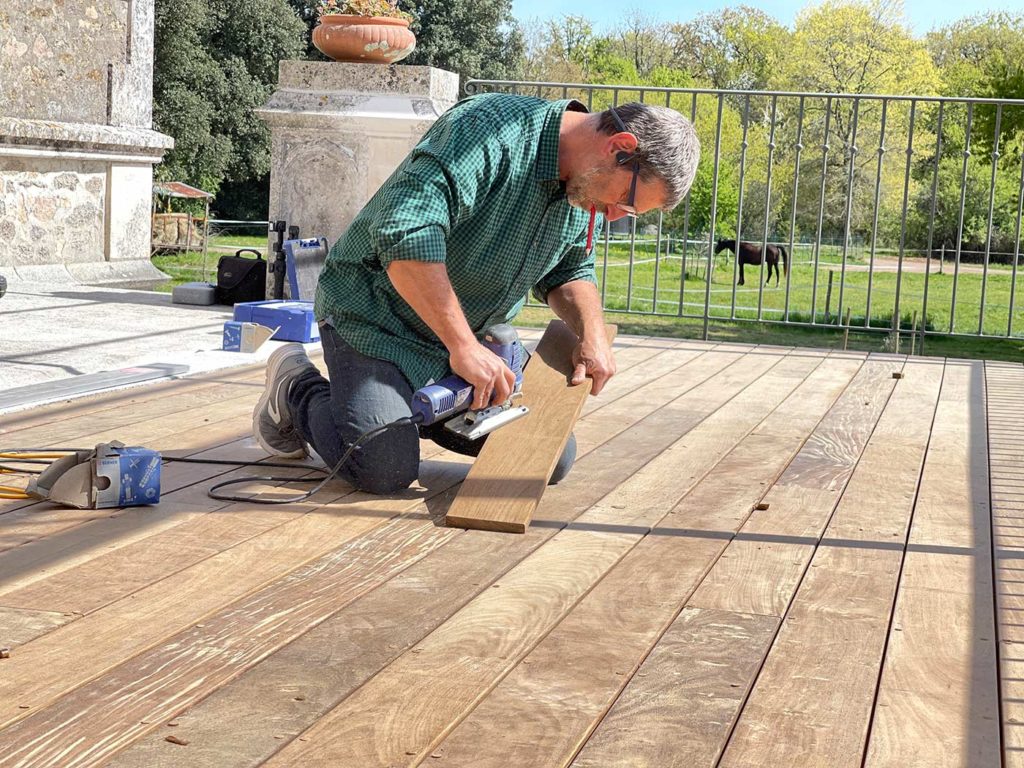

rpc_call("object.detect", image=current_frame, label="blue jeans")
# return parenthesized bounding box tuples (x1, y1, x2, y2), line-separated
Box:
(288, 324, 576, 494)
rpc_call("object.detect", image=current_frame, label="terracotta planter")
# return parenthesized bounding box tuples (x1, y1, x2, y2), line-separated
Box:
(312, 15, 416, 64)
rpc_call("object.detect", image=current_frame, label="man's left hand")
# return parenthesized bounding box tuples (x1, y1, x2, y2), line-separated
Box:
(571, 333, 616, 395)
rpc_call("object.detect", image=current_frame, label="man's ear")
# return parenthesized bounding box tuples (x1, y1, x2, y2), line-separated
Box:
(607, 131, 638, 164)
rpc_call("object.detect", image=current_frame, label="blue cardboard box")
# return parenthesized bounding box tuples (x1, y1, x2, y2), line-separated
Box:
(232, 301, 319, 343)
(95, 446, 162, 508)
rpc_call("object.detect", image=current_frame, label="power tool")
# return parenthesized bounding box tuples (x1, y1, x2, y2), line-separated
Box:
(411, 324, 529, 440)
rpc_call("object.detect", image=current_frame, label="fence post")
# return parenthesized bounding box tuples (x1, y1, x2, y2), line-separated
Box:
(843, 306, 852, 350)
(939, 243, 945, 275)
(910, 310, 918, 356)
(824, 270, 834, 324)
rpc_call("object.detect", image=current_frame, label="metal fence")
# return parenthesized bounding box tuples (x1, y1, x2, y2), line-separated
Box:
(466, 79, 1024, 349)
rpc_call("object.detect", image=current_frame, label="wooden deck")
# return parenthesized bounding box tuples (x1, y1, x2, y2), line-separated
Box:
(0, 332, 1020, 767)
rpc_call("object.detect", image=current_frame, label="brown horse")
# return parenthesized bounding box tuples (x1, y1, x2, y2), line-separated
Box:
(714, 239, 789, 286)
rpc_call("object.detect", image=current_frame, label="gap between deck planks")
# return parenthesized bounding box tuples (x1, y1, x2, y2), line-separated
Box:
(863, 359, 999, 767)
(704, 358, 944, 768)
(573, 354, 908, 767)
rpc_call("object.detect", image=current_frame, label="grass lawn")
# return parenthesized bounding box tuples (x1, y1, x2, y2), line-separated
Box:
(595, 242, 1024, 339)
(148, 240, 1024, 362)
(151, 235, 268, 291)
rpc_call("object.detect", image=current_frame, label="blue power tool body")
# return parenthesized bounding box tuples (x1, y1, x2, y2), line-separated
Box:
(411, 324, 529, 440)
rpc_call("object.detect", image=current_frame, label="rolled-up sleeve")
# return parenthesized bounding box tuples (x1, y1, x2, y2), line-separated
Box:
(370, 111, 506, 270)
(531, 221, 600, 304)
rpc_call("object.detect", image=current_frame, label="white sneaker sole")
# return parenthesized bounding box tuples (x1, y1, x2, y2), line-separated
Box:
(252, 344, 310, 459)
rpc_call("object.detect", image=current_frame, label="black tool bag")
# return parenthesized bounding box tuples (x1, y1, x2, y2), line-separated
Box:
(216, 249, 267, 306)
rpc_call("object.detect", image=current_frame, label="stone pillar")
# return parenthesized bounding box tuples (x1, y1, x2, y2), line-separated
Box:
(0, 0, 173, 287)
(257, 62, 459, 250)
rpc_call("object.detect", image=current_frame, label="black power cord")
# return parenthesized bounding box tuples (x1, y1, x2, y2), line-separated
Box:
(194, 416, 418, 504)
(2, 414, 421, 506)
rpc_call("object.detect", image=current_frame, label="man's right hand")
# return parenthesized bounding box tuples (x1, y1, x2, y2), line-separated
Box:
(449, 341, 516, 410)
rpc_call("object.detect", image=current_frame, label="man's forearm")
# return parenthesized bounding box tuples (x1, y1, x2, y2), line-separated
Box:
(386, 259, 516, 405)
(386, 260, 477, 351)
(546, 280, 606, 340)
(546, 279, 616, 395)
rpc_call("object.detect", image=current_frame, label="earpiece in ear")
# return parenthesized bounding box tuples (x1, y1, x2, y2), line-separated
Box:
(616, 151, 635, 165)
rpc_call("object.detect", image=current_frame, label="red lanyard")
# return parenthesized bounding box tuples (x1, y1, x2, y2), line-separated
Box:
(585, 206, 596, 254)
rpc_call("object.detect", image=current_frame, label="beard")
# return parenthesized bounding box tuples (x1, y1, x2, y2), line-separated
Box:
(565, 166, 606, 211)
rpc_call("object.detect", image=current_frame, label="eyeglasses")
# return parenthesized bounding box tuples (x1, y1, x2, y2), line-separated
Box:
(609, 106, 640, 217)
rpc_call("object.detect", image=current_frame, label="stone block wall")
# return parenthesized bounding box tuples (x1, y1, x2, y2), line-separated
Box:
(0, 0, 171, 287)
(258, 63, 459, 254)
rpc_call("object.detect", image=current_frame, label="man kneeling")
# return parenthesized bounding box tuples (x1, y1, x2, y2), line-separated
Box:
(253, 92, 699, 493)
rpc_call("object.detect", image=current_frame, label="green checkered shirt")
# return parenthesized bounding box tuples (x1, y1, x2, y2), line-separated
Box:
(314, 93, 599, 390)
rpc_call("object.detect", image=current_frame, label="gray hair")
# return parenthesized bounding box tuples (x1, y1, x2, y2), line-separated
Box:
(597, 103, 700, 210)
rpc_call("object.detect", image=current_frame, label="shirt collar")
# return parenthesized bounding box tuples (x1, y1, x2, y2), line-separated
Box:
(536, 99, 588, 184)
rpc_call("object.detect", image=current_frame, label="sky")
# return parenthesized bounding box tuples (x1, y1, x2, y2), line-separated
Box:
(510, 0, 1002, 36)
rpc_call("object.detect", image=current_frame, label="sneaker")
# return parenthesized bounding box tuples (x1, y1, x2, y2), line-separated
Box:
(253, 343, 316, 459)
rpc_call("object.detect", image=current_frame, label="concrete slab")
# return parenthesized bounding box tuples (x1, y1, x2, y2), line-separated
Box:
(0, 282, 320, 414)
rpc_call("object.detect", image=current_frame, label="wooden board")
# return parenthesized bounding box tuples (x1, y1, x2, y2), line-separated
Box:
(0, 459, 470, 732)
(863, 359, 999, 767)
(428, 357, 863, 768)
(444, 320, 617, 533)
(575, 356, 899, 767)
(984, 361, 1024, 764)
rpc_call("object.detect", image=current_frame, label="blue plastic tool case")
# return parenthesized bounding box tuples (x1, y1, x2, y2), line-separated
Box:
(232, 300, 319, 343)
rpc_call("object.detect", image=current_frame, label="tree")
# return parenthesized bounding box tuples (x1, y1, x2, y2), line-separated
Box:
(670, 6, 789, 91)
(928, 12, 1024, 97)
(928, 13, 1024, 151)
(403, 0, 525, 81)
(770, 1, 940, 244)
(606, 10, 673, 77)
(153, 0, 306, 218)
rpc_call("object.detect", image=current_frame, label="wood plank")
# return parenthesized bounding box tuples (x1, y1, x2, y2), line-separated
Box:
(0, 500, 219, 597)
(104, 348, 755, 768)
(863, 359, 999, 767)
(0, 606, 69, 648)
(0, 505, 302, 615)
(574, 357, 904, 767)
(258, 350, 803, 767)
(0, 366, 265, 440)
(572, 607, 778, 768)
(445, 320, 617, 533)
(428, 356, 863, 767)
(572, 345, 731, 457)
(0, 458, 470, 731)
(717, 358, 944, 768)
(985, 361, 1024, 765)
(580, 338, 708, 417)
(687, 357, 906, 616)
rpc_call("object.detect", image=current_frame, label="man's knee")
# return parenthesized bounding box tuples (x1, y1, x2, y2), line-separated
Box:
(548, 433, 577, 485)
(347, 427, 419, 494)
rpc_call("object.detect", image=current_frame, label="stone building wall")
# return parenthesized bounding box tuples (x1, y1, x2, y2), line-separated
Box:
(0, 0, 171, 286)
